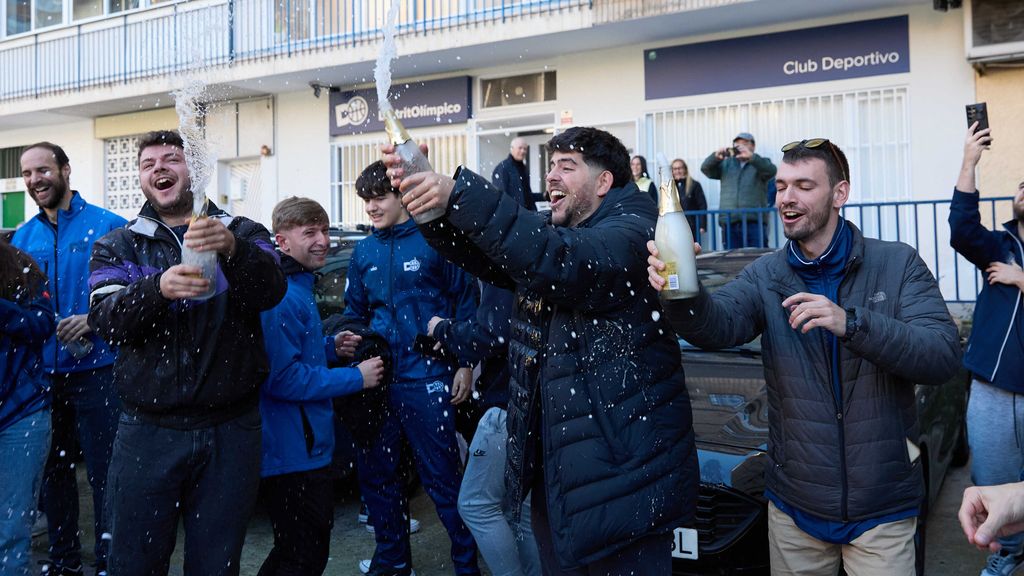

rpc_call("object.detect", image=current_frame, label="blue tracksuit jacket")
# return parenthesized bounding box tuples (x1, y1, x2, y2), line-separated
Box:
(343, 218, 476, 383)
(11, 192, 126, 374)
(260, 255, 364, 477)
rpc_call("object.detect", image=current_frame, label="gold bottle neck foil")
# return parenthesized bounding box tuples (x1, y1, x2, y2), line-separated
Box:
(657, 168, 683, 216)
(382, 108, 412, 145)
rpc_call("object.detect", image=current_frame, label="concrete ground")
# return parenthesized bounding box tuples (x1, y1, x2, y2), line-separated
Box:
(35, 459, 988, 576)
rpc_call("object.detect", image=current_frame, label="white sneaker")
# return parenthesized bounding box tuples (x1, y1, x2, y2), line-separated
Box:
(365, 517, 421, 535)
(31, 511, 47, 537)
(358, 559, 416, 575)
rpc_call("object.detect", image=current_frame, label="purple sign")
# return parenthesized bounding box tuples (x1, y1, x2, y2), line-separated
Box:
(330, 76, 472, 136)
(645, 16, 909, 100)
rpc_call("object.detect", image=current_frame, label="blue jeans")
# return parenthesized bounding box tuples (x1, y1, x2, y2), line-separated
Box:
(723, 221, 768, 249)
(358, 377, 480, 574)
(968, 379, 1024, 554)
(0, 409, 51, 576)
(458, 408, 541, 576)
(42, 366, 120, 572)
(106, 408, 262, 576)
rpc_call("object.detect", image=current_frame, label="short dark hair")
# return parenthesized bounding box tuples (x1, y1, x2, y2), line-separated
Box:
(782, 140, 851, 188)
(547, 127, 631, 189)
(272, 197, 329, 233)
(137, 130, 184, 161)
(355, 160, 399, 200)
(23, 142, 69, 169)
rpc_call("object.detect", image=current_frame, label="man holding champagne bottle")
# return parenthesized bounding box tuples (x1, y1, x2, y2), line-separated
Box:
(383, 126, 698, 574)
(648, 138, 960, 575)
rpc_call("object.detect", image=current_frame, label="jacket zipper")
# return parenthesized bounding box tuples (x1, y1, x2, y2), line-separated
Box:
(834, 254, 860, 523)
(45, 217, 60, 369)
(388, 235, 398, 374)
(989, 232, 1024, 381)
(140, 215, 189, 403)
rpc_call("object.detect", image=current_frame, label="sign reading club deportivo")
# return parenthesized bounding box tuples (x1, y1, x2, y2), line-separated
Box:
(329, 76, 472, 136)
(644, 16, 909, 99)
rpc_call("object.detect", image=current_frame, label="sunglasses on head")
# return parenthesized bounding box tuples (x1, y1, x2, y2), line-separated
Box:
(781, 138, 848, 183)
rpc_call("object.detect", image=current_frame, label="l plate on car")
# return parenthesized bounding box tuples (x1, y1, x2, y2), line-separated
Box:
(671, 527, 698, 560)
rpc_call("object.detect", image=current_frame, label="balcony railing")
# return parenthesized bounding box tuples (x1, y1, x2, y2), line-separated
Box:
(689, 196, 1015, 304)
(0, 0, 587, 101)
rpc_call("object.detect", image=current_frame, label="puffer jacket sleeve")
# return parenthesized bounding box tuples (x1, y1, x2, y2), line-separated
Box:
(88, 233, 172, 346)
(222, 218, 287, 313)
(342, 243, 371, 323)
(663, 261, 765, 349)
(842, 248, 961, 384)
(443, 168, 653, 315)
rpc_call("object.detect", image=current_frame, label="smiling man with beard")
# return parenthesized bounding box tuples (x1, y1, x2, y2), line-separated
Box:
(385, 127, 699, 575)
(949, 123, 1024, 576)
(648, 138, 961, 575)
(11, 142, 126, 576)
(86, 130, 286, 576)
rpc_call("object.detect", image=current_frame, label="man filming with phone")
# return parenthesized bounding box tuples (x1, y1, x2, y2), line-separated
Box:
(949, 112, 1024, 576)
(701, 132, 776, 249)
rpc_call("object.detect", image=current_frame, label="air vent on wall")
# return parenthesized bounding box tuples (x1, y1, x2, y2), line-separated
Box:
(966, 0, 1024, 63)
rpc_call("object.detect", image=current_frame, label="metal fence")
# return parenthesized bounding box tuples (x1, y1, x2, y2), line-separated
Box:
(0, 0, 588, 100)
(690, 196, 1015, 304)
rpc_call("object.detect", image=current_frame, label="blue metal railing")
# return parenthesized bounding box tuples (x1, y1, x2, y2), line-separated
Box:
(0, 0, 586, 101)
(688, 196, 1015, 303)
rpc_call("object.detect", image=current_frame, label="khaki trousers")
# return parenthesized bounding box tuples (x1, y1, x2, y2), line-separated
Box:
(768, 501, 917, 576)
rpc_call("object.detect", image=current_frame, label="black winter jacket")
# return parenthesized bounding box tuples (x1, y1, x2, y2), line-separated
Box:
(664, 222, 961, 521)
(491, 155, 536, 211)
(420, 168, 698, 566)
(88, 202, 286, 429)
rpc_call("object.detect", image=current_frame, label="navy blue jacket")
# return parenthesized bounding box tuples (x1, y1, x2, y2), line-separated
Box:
(343, 218, 476, 384)
(0, 286, 54, 432)
(492, 155, 536, 211)
(88, 202, 287, 428)
(11, 192, 126, 374)
(260, 255, 363, 477)
(433, 281, 512, 410)
(949, 188, 1024, 391)
(419, 168, 698, 565)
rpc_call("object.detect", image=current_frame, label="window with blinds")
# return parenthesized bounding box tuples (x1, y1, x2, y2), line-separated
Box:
(0, 146, 25, 178)
(330, 130, 468, 225)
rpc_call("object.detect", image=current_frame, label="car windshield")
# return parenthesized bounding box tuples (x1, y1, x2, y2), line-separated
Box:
(680, 249, 766, 352)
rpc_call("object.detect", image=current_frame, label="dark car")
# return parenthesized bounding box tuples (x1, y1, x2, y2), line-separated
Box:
(670, 248, 970, 576)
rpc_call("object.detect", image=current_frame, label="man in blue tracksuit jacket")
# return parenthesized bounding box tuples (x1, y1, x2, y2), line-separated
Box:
(949, 123, 1024, 576)
(12, 142, 126, 576)
(258, 197, 384, 576)
(344, 161, 480, 576)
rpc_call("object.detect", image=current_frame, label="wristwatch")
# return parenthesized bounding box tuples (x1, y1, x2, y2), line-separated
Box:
(842, 307, 860, 341)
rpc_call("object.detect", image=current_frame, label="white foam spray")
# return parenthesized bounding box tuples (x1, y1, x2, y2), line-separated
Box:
(172, 79, 214, 216)
(374, 0, 402, 113)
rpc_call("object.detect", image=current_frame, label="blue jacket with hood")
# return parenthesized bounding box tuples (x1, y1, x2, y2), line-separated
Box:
(259, 254, 364, 477)
(949, 188, 1024, 392)
(0, 284, 55, 432)
(343, 218, 475, 383)
(11, 191, 127, 374)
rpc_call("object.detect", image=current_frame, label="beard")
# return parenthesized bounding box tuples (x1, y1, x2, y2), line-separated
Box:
(1015, 200, 1024, 224)
(30, 174, 69, 211)
(143, 181, 194, 219)
(782, 192, 834, 243)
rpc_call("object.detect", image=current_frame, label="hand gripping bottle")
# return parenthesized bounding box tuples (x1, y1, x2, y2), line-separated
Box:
(383, 108, 445, 223)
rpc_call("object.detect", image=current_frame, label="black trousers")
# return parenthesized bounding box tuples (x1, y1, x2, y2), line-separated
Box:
(258, 466, 335, 576)
(531, 478, 671, 576)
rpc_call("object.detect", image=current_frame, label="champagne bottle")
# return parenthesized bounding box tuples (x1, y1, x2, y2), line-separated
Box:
(654, 168, 699, 299)
(382, 107, 445, 223)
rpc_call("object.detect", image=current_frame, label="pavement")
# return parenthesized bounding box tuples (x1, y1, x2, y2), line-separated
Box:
(35, 458, 992, 576)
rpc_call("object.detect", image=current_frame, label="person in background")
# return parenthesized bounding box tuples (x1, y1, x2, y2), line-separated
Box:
(13, 142, 126, 576)
(428, 280, 543, 576)
(701, 132, 776, 248)
(257, 196, 385, 576)
(492, 137, 536, 211)
(671, 158, 707, 240)
(0, 241, 54, 576)
(948, 121, 1024, 576)
(631, 154, 658, 205)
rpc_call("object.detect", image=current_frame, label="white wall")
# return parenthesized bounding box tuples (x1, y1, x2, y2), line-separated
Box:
(0, 119, 101, 222)
(276, 90, 331, 215)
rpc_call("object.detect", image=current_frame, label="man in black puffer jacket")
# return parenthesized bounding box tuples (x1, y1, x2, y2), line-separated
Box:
(385, 127, 698, 574)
